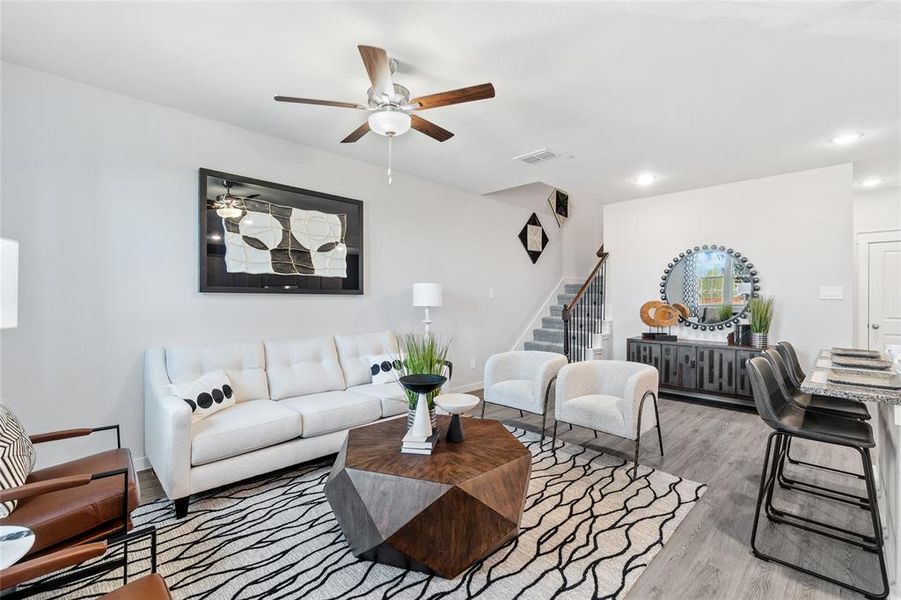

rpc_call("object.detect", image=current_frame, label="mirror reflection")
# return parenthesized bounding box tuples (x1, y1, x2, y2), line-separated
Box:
(663, 248, 754, 326)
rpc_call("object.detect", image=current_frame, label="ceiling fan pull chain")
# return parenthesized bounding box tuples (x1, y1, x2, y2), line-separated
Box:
(387, 134, 393, 185)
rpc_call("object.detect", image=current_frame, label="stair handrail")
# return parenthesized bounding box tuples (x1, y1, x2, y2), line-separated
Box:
(562, 245, 609, 361)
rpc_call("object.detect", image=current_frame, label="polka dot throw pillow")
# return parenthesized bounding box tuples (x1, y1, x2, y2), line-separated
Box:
(168, 370, 236, 423)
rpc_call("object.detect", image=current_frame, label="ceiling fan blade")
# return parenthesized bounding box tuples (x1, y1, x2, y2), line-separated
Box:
(410, 115, 454, 142)
(411, 83, 495, 110)
(274, 96, 364, 109)
(358, 45, 394, 100)
(341, 121, 371, 143)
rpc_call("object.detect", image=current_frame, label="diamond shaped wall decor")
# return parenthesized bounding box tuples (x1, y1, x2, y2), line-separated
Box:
(518, 212, 548, 264)
(548, 189, 569, 227)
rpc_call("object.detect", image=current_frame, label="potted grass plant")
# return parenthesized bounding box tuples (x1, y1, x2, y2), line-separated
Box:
(718, 303, 733, 323)
(748, 295, 775, 348)
(394, 333, 451, 430)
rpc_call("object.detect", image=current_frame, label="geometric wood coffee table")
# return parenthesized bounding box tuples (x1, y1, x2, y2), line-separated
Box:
(325, 415, 531, 578)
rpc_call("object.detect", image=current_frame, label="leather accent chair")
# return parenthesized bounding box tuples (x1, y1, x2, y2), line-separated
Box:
(1, 538, 167, 600)
(103, 573, 172, 599)
(1, 425, 140, 558)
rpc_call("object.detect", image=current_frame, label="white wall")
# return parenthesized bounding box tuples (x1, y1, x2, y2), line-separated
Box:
(603, 164, 854, 366)
(0, 63, 596, 468)
(853, 187, 901, 235)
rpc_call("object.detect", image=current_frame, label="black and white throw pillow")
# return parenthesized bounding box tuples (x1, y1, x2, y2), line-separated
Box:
(168, 371, 236, 424)
(366, 354, 404, 385)
(0, 403, 36, 517)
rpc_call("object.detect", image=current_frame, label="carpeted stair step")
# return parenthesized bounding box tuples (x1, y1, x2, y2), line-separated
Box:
(542, 317, 564, 330)
(524, 340, 565, 354)
(549, 305, 563, 317)
(533, 328, 564, 344)
(564, 283, 583, 294)
(557, 293, 576, 305)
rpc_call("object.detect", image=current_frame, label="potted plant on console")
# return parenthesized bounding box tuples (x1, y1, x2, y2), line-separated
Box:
(395, 333, 452, 430)
(748, 295, 775, 349)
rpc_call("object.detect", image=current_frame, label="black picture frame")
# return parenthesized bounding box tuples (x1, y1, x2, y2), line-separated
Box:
(199, 168, 364, 294)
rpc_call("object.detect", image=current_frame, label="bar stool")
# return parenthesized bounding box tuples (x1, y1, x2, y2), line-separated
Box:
(763, 350, 871, 508)
(747, 357, 888, 599)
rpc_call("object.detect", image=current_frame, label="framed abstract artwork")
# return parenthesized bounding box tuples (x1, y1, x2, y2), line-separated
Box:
(199, 168, 363, 294)
(518, 212, 548, 264)
(547, 188, 569, 228)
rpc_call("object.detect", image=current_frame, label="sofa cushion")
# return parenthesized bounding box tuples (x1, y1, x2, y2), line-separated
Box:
(349, 382, 407, 417)
(485, 379, 535, 412)
(166, 341, 268, 403)
(265, 336, 346, 400)
(334, 331, 397, 388)
(279, 391, 381, 437)
(191, 400, 302, 467)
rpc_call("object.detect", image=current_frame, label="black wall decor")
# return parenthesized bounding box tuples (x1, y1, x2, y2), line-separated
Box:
(518, 212, 548, 264)
(199, 168, 363, 294)
(548, 189, 569, 227)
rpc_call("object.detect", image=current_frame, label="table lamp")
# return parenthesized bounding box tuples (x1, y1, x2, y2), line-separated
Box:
(412, 283, 442, 335)
(1, 239, 18, 330)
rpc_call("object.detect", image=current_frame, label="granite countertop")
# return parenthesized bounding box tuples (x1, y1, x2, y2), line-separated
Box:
(801, 350, 901, 405)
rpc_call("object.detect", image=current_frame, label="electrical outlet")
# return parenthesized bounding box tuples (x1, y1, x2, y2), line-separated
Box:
(488, 287, 495, 299)
(469, 357, 476, 369)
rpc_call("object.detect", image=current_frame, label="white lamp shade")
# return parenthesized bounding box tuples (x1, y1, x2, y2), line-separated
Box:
(413, 283, 443, 308)
(368, 111, 412, 137)
(1, 239, 18, 329)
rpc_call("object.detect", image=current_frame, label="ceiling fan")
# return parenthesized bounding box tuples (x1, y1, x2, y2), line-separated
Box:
(274, 45, 495, 183)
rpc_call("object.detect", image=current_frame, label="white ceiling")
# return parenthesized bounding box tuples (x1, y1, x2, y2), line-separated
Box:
(2, 1, 898, 203)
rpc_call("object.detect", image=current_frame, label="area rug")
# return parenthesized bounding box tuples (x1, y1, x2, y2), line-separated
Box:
(35, 427, 706, 600)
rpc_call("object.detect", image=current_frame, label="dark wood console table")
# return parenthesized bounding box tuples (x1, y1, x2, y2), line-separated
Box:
(627, 337, 766, 409)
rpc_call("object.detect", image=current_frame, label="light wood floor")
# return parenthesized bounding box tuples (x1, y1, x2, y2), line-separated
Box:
(138, 394, 884, 600)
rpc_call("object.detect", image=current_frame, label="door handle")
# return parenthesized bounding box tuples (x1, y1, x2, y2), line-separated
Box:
(872, 324, 880, 330)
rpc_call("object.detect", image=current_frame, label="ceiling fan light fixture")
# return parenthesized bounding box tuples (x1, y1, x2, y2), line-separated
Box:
(368, 110, 411, 137)
(216, 207, 242, 219)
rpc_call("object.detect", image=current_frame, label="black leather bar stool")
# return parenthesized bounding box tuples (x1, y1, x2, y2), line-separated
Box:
(763, 350, 871, 508)
(774, 342, 872, 426)
(748, 357, 888, 599)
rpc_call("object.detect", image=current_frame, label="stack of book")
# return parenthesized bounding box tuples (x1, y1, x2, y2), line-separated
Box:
(401, 429, 439, 455)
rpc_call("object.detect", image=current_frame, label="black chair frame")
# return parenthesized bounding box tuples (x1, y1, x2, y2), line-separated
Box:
(481, 375, 558, 443)
(751, 431, 888, 599)
(1, 526, 158, 600)
(552, 390, 663, 479)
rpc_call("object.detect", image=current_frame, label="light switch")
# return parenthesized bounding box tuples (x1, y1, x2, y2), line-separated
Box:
(819, 286, 844, 300)
(488, 288, 495, 299)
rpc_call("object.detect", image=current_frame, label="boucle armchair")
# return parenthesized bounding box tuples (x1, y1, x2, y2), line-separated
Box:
(482, 351, 568, 440)
(554, 360, 663, 477)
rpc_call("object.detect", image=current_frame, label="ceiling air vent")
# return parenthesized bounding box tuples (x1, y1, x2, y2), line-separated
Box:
(513, 148, 561, 165)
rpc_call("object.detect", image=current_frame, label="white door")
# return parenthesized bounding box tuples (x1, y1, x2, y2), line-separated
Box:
(868, 240, 901, 350)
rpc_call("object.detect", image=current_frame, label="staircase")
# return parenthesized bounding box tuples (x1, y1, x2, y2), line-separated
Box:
(524, 283, 602, 354)
(523, 284, 587, 355)
(523, 245, 608, 362)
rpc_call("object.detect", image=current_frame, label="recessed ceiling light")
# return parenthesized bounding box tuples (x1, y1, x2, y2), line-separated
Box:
(635, 173, 657, 186)
(829, 132, 864, 146)
(208, 233, 222, 241)
(861, 178, 883, 188)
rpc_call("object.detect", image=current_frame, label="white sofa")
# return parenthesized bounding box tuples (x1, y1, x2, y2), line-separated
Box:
(144, 330, 412, 517)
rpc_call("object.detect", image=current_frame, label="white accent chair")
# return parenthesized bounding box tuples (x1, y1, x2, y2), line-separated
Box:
(553, 360, 663, 477)
(482, 351, 568, 440)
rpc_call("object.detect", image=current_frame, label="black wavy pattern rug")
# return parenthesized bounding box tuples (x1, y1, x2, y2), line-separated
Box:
(36, 427, 706, 600)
